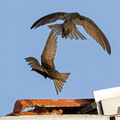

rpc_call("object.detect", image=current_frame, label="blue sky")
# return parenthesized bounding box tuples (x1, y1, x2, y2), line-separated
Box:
(0, 0, 120, 116)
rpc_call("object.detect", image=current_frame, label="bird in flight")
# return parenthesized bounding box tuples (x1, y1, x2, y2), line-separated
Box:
(25, 31, 70, 95)
(31, 12, 111, 54)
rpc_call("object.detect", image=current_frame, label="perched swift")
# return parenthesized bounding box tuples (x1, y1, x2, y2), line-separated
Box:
(31, 12, 111, 54)
(25, 31, 70, 95)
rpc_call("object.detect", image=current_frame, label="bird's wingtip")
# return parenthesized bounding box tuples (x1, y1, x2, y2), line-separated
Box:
(24, 57, 27, 61)
(107, 47, 111, 55)
(30, 24, 38, 29)
(108, 50, 111, 55)
(30, 26, 34, 29)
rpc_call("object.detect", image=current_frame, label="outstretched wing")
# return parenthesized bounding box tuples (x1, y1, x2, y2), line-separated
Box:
(41, 31, 57, 69)
(25, 57, 48, 74)
(31, 12, 68, 29)
(73, 16, 111, 54)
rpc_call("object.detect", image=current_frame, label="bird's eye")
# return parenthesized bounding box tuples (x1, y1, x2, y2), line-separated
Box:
(79, 17, 84, 20)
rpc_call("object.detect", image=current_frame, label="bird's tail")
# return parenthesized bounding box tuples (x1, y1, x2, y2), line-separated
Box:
(68, 27, 87, 40)
(53, 73, 70, 95)
(48, 24, 86, 40)
(60, 73, 71, 82)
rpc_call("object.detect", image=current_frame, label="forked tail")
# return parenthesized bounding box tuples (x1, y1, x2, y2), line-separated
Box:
(49, 24, 86, 40)
(61, 73, 71, 82)
(53, 73, 70, 95)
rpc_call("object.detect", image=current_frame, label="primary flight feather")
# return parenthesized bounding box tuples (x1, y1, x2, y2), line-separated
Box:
(31, 12, 111, 54)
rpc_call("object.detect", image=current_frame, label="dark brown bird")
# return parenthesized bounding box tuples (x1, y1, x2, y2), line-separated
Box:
(31, 12, 111, 54)
(25, 31, 70, 95)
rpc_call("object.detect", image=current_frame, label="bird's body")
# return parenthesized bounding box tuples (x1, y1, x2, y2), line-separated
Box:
(31, 12, 111, 54)
(25, 31, 70, 94)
